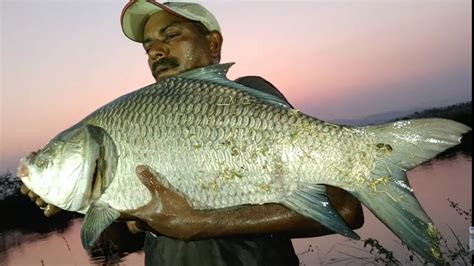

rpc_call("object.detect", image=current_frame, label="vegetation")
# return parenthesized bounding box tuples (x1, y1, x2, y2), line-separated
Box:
(363, 198, 471, 265)
(396, 102, 471, 124)
(297, 198, 472, 265)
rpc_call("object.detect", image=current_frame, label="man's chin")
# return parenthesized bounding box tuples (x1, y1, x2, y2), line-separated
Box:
(154, 68, 180, 81)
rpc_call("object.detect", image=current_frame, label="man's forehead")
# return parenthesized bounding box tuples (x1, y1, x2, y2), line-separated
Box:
(145, 11, 190, 30)
(143, 12, 193, 38)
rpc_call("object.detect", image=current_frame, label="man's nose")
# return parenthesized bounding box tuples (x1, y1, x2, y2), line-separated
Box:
(148, 41, 169, 60)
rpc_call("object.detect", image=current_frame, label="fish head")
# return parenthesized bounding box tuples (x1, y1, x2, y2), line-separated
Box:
(18, 125, 117, 212)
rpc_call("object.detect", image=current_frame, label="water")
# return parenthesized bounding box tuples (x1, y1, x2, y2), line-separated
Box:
(1, 154, 471, 265)
(295, 154, 472, 265)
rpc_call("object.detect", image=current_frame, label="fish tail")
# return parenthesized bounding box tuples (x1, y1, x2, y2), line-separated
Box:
(352, 118, 470, 263)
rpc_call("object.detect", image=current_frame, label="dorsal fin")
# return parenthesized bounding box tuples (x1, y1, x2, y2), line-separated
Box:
(177, 63, 234, 81)
(178, 63, 290, 108)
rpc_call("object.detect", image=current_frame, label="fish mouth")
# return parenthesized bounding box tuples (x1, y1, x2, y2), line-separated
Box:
(17, 151, 38, 183)
(18, 158, 30, 179)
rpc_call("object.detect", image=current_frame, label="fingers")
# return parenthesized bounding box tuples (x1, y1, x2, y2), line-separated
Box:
(44, 205, 60, 217)
(20, 184, 29, 195)
(20, 184, 60, 217)
(126, 221, 144, 234)
(135, 165, 148, 175)
(136, 165, 164, 192)
(35, 197, 46, 207)
(28, 190, 37, 201)
(26, 189, 45, 209)
(21, 184, 39, 203)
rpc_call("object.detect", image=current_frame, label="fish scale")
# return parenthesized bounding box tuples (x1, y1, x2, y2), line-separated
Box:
(84, 78, 370, 211)
(19, 64, 470, 262)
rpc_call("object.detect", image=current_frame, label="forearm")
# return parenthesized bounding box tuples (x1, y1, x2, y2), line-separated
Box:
(184, 203, 331, 240)
(153, 186, 364, 240)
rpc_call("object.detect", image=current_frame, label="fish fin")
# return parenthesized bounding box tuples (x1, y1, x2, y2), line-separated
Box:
(351, 118, 470, 263)
(282, 184, 359, 240)
(351, 165, 444, 263)
(366, 118, 470, 170)
(177, 63, 290, 108)
(80, 203, 120, 250)
(177, 62, 234, 80)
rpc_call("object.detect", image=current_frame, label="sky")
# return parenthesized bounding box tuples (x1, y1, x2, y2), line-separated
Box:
(0, 0, 472, 172)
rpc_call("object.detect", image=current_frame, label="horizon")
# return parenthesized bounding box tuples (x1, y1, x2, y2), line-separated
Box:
(1, 0, 472, 171)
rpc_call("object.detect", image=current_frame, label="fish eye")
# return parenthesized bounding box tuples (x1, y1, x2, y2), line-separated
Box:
(36, 157, 47, 168)
(35, 152, 54, 168)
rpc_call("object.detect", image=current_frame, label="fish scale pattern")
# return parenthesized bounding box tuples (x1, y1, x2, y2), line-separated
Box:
(83, 77, 376, 211)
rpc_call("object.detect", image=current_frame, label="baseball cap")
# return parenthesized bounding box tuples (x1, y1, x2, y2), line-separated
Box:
(121, 0, 221, 43)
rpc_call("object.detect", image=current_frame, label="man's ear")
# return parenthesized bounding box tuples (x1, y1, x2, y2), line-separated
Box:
(207, 31, 223, 59)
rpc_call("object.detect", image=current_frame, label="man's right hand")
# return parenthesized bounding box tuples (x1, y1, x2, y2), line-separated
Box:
(20, 184, 61, 217)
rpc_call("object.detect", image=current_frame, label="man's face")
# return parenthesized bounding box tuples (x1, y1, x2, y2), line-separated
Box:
(143, 12, 215, 81)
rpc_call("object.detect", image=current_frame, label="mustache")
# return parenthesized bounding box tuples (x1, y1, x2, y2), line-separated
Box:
(152, 58, 179, 74)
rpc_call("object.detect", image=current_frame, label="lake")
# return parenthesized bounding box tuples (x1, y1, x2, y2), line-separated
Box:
(1, 154, 471, 265)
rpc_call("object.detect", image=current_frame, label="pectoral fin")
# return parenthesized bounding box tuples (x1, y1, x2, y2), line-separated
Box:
(80, 203, 120, 250)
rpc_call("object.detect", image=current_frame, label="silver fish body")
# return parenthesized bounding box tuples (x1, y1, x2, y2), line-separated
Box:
(18, 64, 470, 263)
(84, 77, 373, 211)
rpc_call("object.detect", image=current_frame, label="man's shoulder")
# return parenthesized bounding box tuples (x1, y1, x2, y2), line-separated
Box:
(234, 76, 292, 107)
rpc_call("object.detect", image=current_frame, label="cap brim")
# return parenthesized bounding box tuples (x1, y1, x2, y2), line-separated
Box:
(120, 1, 187, 43)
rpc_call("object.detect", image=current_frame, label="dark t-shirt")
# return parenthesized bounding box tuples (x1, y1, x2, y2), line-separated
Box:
(144, 76, 299, 266)
(144, 234, 298, 266)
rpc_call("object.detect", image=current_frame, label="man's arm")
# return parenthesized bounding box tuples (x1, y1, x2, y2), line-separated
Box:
(129, 166, 364, 241)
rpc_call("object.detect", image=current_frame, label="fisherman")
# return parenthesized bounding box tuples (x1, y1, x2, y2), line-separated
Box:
(21, 1, 363, 265)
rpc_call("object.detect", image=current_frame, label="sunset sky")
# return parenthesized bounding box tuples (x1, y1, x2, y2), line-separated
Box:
(1, 0, 472, 172)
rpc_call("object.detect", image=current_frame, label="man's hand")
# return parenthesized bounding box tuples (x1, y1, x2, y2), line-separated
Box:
(127, 165, 205, 239)
(20, 184, 61, 217)
(129, 165, 364, 241)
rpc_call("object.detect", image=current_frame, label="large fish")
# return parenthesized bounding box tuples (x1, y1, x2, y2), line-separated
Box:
(18, 63, 469, 263)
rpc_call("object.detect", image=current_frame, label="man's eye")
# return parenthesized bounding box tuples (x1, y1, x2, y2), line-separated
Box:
(165, 33, 179, 41)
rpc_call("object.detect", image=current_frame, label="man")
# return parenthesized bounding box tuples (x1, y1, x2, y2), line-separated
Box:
(23, 1, 364, 265)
